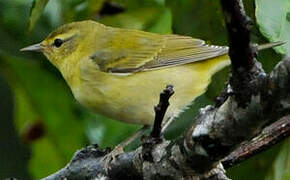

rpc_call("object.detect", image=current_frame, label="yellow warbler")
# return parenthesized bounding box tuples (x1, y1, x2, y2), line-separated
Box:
(21, 20, 282, 126)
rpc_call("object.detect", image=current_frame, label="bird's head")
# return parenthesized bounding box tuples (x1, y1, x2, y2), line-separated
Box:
(21, 20, 106, 69)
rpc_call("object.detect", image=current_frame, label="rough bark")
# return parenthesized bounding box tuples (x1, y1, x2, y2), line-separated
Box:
(223, 115, 290, 168)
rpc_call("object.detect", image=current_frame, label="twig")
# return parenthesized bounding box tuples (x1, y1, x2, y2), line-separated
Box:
(150, 85, 174, 138)
(223, 115, 290, 168)
(142, 85, 174, 162)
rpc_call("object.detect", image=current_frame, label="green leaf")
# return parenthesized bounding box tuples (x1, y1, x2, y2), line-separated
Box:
(28, 0, 49, 31)
(256, 0, 290, 55)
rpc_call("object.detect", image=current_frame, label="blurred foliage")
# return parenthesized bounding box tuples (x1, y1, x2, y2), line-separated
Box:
(0, 0, 289, 179)
(256, 0, 290, 55)
(28, 0, 49, 31)
(2, 52, 87, 177)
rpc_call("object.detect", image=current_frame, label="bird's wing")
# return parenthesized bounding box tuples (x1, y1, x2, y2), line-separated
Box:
(143, 35, 228, 70)
(90, 30, 228, 74)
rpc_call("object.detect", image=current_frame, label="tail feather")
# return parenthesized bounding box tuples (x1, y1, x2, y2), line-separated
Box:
(257, 41, 286, 51)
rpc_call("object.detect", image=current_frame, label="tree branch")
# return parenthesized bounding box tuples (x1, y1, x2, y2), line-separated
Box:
(182, 0, 268, 173)
(150, 85, 174, 138)
(221, 0, 256, 72)
(223, 115, 290, 168)
(220, 0, 263, 107)
(142, 85, 174, 162)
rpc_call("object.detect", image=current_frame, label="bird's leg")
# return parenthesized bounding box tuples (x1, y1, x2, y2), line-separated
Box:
(103, 125, 150, 168)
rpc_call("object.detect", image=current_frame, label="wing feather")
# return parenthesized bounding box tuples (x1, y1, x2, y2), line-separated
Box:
(90, 30, 228, 73)
(90, 29, 164, 72)
(143, 35, 228, 70)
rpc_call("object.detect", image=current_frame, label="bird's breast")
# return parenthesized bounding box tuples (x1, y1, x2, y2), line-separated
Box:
(70, 56, 230, 125)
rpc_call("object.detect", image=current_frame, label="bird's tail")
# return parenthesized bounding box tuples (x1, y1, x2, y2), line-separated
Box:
(257, 41, 286, 51)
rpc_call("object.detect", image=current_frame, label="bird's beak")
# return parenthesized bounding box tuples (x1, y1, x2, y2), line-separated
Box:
(20, 43, 43, 52)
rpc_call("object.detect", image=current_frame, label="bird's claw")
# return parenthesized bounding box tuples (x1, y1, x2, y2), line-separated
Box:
(102, 145, 125, 170)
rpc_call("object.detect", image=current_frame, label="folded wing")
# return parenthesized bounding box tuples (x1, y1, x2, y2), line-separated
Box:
(90, 30, 228, 74)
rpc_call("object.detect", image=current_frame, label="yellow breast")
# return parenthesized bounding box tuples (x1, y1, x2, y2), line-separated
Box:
(69, 55, 230, 125)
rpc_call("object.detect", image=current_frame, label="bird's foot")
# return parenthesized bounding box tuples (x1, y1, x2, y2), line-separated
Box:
(102, 144, 125, 170)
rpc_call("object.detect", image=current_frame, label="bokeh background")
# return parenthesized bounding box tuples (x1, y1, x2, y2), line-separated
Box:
(0, 0, 289, 179)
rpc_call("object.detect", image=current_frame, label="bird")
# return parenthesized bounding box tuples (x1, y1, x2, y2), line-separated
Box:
(20, 20, 284, 165)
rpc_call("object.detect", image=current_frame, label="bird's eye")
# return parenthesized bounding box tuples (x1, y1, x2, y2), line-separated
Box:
(54, 38, 63, 47)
